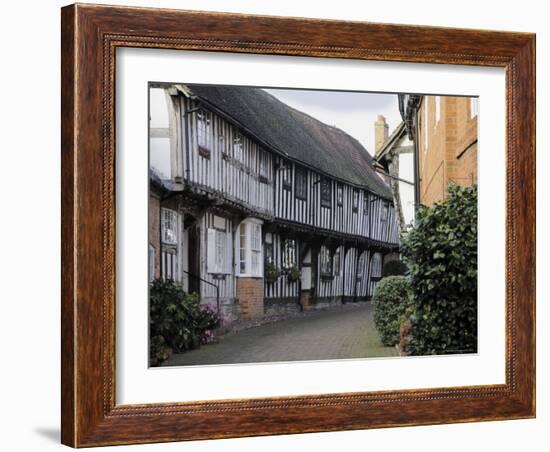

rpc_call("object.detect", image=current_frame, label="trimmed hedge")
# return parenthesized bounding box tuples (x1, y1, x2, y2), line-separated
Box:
(373, 276, 412, 346)
(382, 259, 408, 277)
(401, 184, 478, 355)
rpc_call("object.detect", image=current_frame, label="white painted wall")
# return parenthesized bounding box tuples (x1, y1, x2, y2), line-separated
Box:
(0, 1, 546, 452)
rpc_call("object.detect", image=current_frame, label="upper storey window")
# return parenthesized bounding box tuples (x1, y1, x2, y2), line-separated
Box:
(197, 109, 212, 158)
(320, 177, 332, 208)
(381, 202, 389, 222)
(337, 184, 344, 206)
(295, 167, 307, 200)
(352, 189, 359, 212)
(363, 192, 369, 216)
(233, 134, 243, 162)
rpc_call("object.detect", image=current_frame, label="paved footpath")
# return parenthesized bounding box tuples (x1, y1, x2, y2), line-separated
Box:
(163, 303, 397, 367)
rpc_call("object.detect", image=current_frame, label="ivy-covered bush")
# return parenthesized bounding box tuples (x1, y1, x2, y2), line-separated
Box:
(149, 279, 220, 365)
(382, 259, 408, 277)
(373, 276, 412, 346)
(401, 184, 478, 356)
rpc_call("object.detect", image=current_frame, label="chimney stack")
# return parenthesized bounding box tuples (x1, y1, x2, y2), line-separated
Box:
(374, 115, 389, 153)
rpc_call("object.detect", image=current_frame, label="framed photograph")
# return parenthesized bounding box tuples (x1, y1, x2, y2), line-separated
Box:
(61, 4, 535, 447)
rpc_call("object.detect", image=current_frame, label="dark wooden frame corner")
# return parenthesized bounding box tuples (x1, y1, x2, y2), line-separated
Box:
(61, 3, 535, 447)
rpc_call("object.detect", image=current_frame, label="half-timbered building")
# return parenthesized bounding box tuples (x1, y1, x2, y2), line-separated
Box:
(149, 84, 400, 323)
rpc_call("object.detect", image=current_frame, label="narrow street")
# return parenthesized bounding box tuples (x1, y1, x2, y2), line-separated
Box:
(163, 303, 397, 367)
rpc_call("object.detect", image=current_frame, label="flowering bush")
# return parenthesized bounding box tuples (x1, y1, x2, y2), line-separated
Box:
(149, 279, 221, 365)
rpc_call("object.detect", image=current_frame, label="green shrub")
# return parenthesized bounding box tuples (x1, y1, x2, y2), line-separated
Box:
(149, 335, 172, 367)
(286, 265, 301, 283)
(149, 279, 220, 365)
(382, 259, 408, 277)
(265, 262, 281, 283)
(373, 276, 412, 346)
(401, 184, 478, 356)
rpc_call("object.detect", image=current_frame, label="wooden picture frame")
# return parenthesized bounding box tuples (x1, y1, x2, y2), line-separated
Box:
(61, 3, 535, 447)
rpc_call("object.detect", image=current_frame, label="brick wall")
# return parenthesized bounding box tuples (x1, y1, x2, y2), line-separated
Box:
(149, 192, 161, 279)
(418, 96, 478, 206)
(237, 277, 264, 320)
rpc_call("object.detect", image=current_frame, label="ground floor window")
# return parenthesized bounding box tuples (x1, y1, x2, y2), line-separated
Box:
(238, 219, 263, 277)
(207, 227, 232, 274)
(333, 248, 341, 276)
(282, 238, 297, 269)
(320, 246, 332, 277)
(161, 208, 178, 245)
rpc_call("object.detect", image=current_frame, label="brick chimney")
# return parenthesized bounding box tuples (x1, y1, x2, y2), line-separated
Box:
(374, 115, 389, 153)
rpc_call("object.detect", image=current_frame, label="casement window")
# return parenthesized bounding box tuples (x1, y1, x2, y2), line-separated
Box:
(352, 189, 359, 212)
(282, 239, 297, 269)
(259, 152, 269, 183)
(238, 220, 263, 277)
(337, 184, 344, 206)
(381, 203, 389, 222)
(470, 97, 479, 119)
(320, 177, 332, 208)
(282, 165, 292, 191)
(363, 192, 369, 216)
(148, 244, 155, 282)
(435, 96, 441, 125)
(197, 109, 212, 157)
(333, 249, 341, 276)
(357, 252, 367, 281)
(264, 233, 274, 266)
(233, 134, 243, 162)
(207, 227, 232, 275)
(161, 208, 178, 245)
(319, 246, 333, 277)
(295, 167, 307, 200)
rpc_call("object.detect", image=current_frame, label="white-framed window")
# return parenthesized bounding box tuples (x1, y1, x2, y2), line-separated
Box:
(470, 97, 479, 119)
(435, 96, 441, 125)
(161, 208, 178, 245)
(282, 239, 297, 269)
(319, 246, 332, 277)
(148, 244, 155, 282)
(207, 227, 232, 274)
(237, 219, 263, 277)
(197, 109, 212, 152)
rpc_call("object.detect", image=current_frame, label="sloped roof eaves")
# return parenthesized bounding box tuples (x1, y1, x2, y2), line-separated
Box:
(183, 84, 393, 200)
(375, 121, 407, 162)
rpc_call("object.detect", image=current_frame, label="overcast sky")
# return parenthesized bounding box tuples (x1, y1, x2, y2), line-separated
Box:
(264, 88, 403, 156)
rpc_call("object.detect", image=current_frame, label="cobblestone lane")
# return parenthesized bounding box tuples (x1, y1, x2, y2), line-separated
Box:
(163, 303, 398, 367)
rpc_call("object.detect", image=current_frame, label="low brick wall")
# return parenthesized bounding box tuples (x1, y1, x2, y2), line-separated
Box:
(237, 277, 264, 320)
(265, 297, 301, 316)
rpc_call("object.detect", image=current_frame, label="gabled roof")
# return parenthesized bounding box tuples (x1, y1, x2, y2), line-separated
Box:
(182, 84, 393, 200)
(374, 121, 407, 163)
